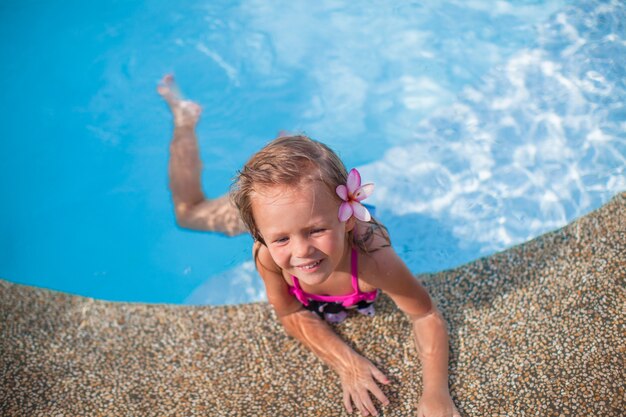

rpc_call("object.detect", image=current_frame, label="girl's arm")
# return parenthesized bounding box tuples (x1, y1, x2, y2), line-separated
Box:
(255, 243, 390, 416)
(409, 309, 460, 416)
(280, 310, 391, 416)
(362, 246, 460, 417)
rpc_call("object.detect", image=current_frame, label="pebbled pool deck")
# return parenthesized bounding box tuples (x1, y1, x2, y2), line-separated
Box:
(1, 193, 624, 416)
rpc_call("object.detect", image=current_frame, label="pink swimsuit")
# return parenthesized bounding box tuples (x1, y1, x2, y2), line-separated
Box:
(288, 248, 378, 322)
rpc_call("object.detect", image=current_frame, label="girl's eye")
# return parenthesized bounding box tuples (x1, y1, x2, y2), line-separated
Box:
(274, 237, 289, 244)
(311, 228, 325, 235)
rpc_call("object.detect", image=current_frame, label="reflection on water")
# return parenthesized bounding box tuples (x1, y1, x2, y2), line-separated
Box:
(361, 0, 625, 266)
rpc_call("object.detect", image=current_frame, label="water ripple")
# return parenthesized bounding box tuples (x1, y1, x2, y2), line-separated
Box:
(362, 0, 626, 258)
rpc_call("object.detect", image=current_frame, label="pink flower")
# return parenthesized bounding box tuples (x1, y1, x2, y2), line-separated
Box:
(336, 169, 374, 222)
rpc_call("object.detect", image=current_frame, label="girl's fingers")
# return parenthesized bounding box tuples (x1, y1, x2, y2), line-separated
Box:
(367, 382, 389, 407)
(343, 389, 353, 414)
(370, 365, 390, 385)
(340, 364, 390, 416)
(346, 390, 367, 417)
(359, 391, 378, 416)
(355, 398, 367, 416)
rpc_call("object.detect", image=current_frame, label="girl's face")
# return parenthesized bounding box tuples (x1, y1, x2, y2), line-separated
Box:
(252, 181, 354, 286)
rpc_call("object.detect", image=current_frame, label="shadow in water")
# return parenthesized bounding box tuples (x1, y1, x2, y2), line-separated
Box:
(377, 210, 483, 275)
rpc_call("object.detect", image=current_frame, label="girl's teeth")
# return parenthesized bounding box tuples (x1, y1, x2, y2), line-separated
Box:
(301, 260, 320, 270)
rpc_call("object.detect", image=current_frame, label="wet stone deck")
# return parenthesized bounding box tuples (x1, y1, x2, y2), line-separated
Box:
(1, 193, 624, 416)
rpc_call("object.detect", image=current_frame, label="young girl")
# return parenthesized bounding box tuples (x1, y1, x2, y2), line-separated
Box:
(159, 75, 460, 417)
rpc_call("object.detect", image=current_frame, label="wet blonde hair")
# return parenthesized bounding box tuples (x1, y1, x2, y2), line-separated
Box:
(230, 135, 390, 251)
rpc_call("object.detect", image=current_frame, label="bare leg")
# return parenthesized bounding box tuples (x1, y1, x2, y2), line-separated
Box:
(158, 75, 247, 236)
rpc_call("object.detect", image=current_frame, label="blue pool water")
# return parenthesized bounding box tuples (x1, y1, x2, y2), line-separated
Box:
(1, 0, 624, 305)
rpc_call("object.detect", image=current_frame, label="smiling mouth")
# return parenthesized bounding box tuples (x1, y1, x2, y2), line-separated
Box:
(296, 260, 322, 270)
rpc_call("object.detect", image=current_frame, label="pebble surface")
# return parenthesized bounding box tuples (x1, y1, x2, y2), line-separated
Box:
(1, 192, 624, 416)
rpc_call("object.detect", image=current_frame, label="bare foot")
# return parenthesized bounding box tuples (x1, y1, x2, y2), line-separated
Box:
(157, 74, 202, 128)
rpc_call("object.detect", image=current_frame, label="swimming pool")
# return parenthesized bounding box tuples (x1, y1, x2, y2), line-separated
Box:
(1, 0, 624, 305)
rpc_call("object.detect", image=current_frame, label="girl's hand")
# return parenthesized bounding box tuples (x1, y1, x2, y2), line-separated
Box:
(337, 354, 390, 416)
(416, 389, 461, 417)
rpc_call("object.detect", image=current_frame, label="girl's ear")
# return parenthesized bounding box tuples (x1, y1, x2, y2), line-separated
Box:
(345, 216, 356, 232)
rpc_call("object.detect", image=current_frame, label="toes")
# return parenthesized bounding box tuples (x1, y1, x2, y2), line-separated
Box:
(157, 74, 171, 91)
(158, 74, 174, 89)
(156, 84, 169, 97)
(157, 74, 181, 102)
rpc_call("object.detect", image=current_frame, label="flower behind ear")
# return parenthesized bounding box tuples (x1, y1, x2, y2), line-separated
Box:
(336, 168, 374, 222)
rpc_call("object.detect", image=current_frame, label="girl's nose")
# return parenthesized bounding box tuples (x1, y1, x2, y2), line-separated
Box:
(292, 236, 314, 258)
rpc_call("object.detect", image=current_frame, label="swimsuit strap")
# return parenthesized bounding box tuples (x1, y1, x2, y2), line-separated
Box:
(288, 273, 310, 306)
(292, 273, 303, 291)
(348, 248, 377, 302)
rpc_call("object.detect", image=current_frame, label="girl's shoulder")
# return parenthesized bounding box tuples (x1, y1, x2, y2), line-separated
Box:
(254, 242, 294, 285)
(253, 242, 302, 316)
(355, 236, 434, 316)
(253, 241, 282, 276)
